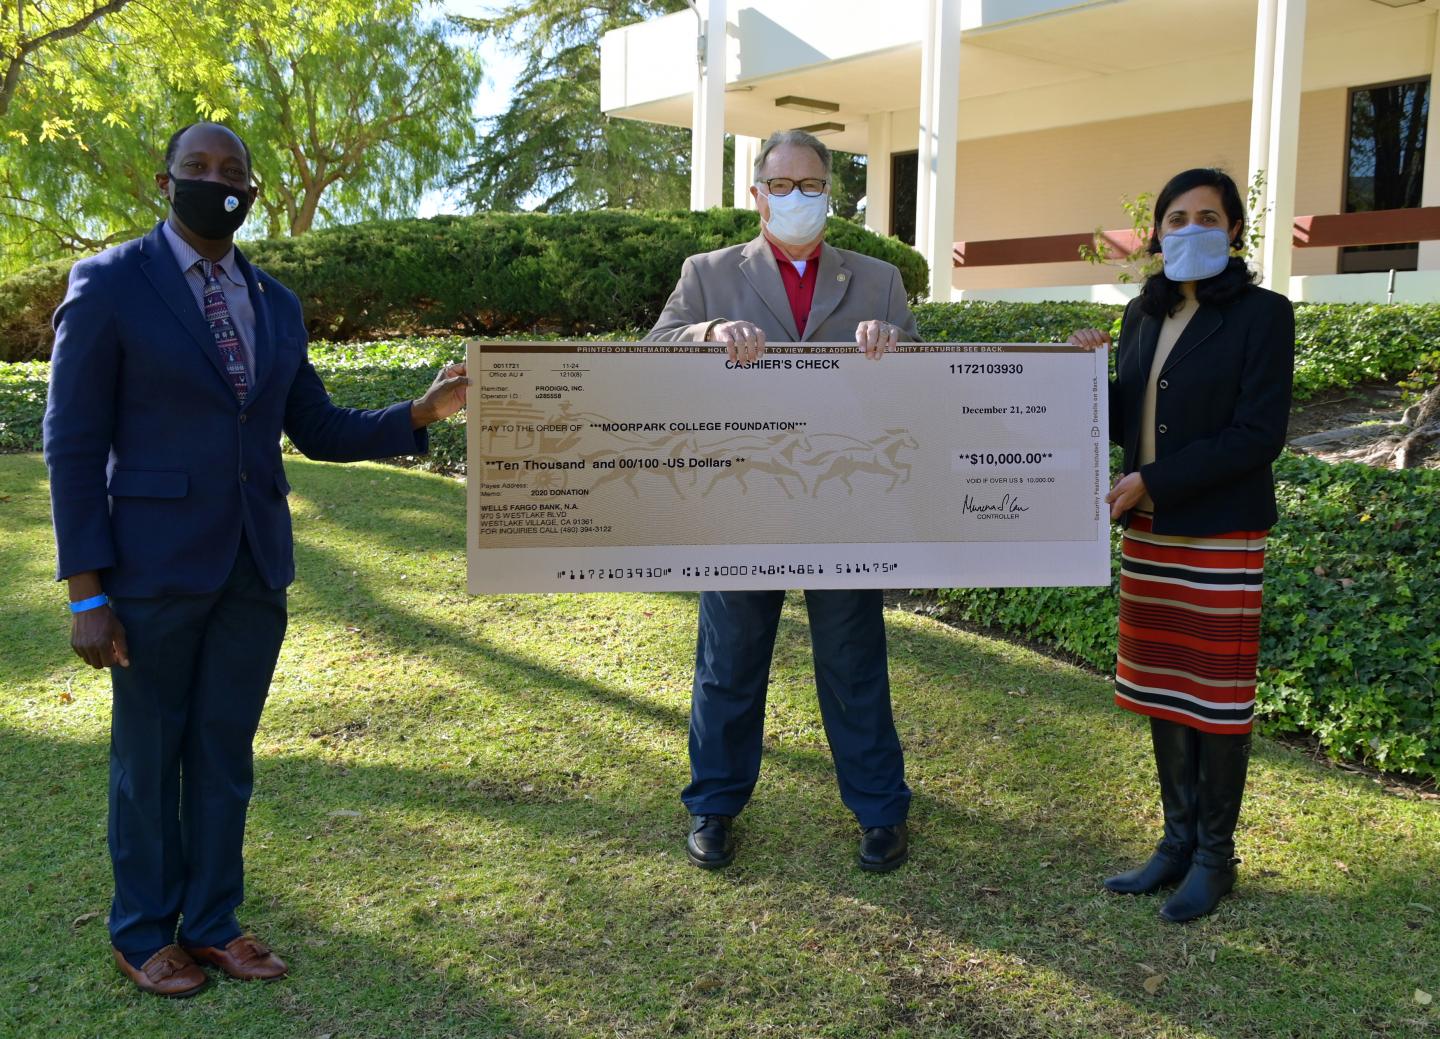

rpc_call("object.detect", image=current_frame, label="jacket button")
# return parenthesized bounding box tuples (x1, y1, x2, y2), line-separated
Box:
(1157, 424, 1168, 434)
(239, 413, 248, 424)
(1158, 379, 1169, 390)
(240, 470, 249, 482)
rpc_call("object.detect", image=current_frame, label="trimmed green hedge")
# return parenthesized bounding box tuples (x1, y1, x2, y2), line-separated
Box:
(0, 359, 47, 455)
(913, 300, 1124, 345)
(0, 259, 76, 363)
(0, 210, 928, 361)
(926, 452, 1440, 780)
(295, 338, 470, 472)
(913, 300, 1440, 401)
(5, 210, 1437, 402)
(1291, 303, 1440, 399)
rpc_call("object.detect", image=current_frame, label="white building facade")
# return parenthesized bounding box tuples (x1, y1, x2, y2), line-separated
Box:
(600, 0, 1440, 303)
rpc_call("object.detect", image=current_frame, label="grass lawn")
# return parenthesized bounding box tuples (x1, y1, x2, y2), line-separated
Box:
(1, 452, 1437, 1039)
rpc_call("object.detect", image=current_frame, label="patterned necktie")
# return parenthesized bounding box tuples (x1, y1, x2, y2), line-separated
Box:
(198, 260, 250, 404)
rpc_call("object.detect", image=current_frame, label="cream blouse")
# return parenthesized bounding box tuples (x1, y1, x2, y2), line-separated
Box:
(1137, 296, 1198, 511)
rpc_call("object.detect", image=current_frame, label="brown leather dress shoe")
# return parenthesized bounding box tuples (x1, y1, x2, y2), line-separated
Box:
(112, 945, 208, 998)
(183, 935, 288, 981)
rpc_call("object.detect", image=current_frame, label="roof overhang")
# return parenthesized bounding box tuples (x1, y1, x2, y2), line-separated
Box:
(601, 0, 1440, 153)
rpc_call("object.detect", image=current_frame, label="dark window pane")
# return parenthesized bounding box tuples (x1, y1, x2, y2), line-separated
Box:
(1339, 243, 1419, 275)
(1343, 78, 1428, 273)
(891, 151, 918, 247)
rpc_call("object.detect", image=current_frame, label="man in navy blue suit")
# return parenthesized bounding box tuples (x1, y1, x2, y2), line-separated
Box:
(43, 122, 467, 997)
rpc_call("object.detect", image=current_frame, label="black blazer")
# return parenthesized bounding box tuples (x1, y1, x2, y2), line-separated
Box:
(1109, 285, 1294, 537)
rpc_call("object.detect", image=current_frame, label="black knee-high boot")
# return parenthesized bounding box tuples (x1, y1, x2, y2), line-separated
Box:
(1160, 730, 1251, 923)
(1104, 718, 1198, 895)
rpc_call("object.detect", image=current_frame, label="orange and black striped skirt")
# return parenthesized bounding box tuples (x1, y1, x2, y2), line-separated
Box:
(1114, 512, 1267, 735)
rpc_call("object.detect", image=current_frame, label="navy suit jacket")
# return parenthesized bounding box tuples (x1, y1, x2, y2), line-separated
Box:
(44, 223, 427, 597)
(1109, 285, 1294, 537)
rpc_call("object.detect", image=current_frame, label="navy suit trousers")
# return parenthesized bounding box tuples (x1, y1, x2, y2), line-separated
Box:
(683, 589, 910, 827)
(106, 537, 286, 958)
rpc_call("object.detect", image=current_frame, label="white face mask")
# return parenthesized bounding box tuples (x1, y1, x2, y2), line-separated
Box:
(1160, 223, 1232, 281)
(762, 187, 829, 246)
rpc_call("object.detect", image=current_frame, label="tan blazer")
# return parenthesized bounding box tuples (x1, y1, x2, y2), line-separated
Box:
(646, 235, 918, 344)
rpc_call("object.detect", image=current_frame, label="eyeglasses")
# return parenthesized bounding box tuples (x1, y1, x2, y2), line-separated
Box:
(756, 177, 828, 197)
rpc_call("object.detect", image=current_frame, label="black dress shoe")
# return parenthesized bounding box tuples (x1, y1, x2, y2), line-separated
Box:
(858, 823, 908, 872)
(686, 815, 735, 869)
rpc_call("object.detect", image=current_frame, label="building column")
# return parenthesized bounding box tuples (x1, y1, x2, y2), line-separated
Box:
(916, 0, 962, 302)
(733, 134, 760, 210)
(1245, 0, 1278, 272)
(865, 112, 893, 236)
(690, 0, 726, 211)
(1259, 0, 1306, 292)
(1418, 13, 1440, 270)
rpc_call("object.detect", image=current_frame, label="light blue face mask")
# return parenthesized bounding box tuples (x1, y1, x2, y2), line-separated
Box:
(1160, 223, 1232, 282)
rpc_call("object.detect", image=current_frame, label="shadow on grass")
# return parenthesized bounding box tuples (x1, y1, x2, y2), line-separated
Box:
(0, 721, 563, 1039)
(5, 695, 1437, 1039)
(5, 457, 1438, 1038)
(280, 534, 1440, 1036)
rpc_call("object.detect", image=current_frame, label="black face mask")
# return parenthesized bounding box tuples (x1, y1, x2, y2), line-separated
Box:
(169, 177, 252, 239)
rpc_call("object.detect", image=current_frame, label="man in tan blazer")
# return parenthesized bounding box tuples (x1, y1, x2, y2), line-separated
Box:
(648, 150, 917, 355)
(647, 130, 916, 874)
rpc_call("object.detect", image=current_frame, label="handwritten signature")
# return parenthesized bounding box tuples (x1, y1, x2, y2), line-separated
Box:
(961, 493, 1030, 517)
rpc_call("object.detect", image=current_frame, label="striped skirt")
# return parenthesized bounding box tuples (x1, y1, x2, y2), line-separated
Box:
(1114, 512, 1267, 734)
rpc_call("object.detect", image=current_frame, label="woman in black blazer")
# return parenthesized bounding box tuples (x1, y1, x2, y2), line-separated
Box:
(1070, 168, 1294, 923)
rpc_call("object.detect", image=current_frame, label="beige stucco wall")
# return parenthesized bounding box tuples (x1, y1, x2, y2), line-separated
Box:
(912, 88, 1350, 292)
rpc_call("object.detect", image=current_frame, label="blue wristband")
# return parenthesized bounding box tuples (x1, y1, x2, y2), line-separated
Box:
(69, 594, 109, 614)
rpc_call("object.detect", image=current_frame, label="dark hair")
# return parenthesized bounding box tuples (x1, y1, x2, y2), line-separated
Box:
(1138, 167, 1256, 317)
(163, 122, 252, 178)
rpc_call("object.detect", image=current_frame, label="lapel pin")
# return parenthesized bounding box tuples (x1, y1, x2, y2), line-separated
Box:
(837, 273, 847, 282)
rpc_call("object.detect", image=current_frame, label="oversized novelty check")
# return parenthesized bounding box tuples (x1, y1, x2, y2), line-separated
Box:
(465, 342, 1110, 593)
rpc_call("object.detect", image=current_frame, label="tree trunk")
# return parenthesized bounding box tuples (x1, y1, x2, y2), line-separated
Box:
(1394, 383, 1440, 470)
(291, 191, 321, 236)
(1345, 382, 1440, 469)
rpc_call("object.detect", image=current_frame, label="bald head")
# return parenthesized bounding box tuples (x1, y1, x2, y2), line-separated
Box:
(164, 122, 252, 181)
